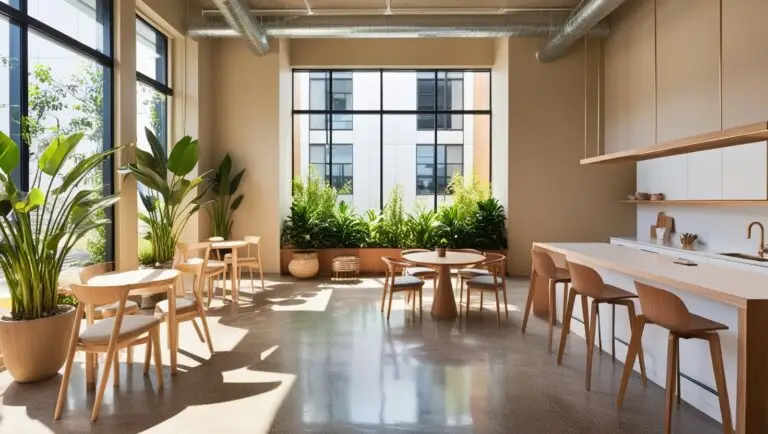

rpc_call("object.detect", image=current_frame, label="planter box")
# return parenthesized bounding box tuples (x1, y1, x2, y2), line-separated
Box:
(281, 248, 508, 276)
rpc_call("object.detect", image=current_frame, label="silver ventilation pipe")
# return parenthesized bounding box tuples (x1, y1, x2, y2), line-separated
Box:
(210, 0, 269, 54)
(189, 15, 610, 39)
(536, 0, 628, 62)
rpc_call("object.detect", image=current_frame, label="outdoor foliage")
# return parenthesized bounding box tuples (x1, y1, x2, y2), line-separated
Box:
(0, 131, 120, 320)
(205, 153, 245, 239)
(124, 128, 211, 263)
(281, 173, 507, 250)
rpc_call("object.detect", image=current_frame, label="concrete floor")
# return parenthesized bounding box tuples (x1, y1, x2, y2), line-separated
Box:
(0, 277, 723, 433)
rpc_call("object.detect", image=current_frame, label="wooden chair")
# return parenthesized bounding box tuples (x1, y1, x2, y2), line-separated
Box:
(157, 242, 215, 356)
(617, 282, 732, 434)
(54, 283, 163, 421)
(464, 252, 508, 324)
(380, 256, 425, 320)
(178, 241, 227, 307)
(522, 250, 571, 352)
(224, 236, 266, 296)
(557, 261, 647, 391)
(454, 249, 489, 306)
(400, 249, 437, 304)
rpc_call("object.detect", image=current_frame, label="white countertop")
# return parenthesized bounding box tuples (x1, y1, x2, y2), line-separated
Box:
(611, 235, 768, 269)
(534, 242, 768, 307)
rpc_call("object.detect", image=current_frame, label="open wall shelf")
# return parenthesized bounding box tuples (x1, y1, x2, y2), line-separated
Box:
(621, 200, 768, 206)
(582, 121, 768, 165)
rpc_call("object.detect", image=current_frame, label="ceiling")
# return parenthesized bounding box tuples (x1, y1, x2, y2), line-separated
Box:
(198, 0, 582, 14)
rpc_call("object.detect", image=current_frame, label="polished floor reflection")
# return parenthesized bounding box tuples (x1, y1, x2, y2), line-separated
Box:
(0, 277, 722, 433)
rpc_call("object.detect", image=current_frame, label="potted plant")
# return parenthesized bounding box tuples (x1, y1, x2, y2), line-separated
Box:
(0, 131, 120, 382)
(436, 238, 448, 257)
(123, 128, 211, 266)
(205, 153, 245, 239)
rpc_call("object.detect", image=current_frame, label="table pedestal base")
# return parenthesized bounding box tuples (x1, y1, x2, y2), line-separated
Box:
(431, 265, 458, 319)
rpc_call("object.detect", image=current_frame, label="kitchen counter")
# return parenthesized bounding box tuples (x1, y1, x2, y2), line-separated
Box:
(610, 236, 768, 269)
(530, 242, 768, 433)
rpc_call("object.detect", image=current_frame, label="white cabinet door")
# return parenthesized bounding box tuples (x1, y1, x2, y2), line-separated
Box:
(655, 155, 688, 200)
(722, 142, 767, 200)
(636, 160, 656, 193)
(687, 149, 723, 199)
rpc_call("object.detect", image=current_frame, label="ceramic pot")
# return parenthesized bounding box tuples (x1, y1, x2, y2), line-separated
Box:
(289, 251, 319, 279)
(436, 248, 447, 257)
(0, 305, 77, 383)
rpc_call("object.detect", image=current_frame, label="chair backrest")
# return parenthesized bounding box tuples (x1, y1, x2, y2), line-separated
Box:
(400, 249, 428, 257)
(566, 261, 608, 299)
(634, 281, 692, 331)
(79, 262, 115, 284)
(531, 250, 558, 280)
(245, 236, 261, 257)
(176, 242, 211, 297)
(69, 283, 132, 345)
(452, 248, 483, 255)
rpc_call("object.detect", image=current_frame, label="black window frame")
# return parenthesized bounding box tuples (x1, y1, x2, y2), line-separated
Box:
(0, 0, 115, 260)
(309, 71, 352, 131)
(417, 71, 464, 131)
(416, 144, 463, 196)
(136, 14, 171, 149)
(309, 143, 353, 193)
(292, 68, 491, 211)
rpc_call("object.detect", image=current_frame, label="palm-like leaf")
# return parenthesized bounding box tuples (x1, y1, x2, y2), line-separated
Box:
(204, 153, 246, 239)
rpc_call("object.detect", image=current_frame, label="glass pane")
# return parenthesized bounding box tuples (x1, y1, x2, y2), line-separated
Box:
(446, 145, 463, 163)
(309, 144, 325, 163)
(382, 71, 417, 111)
(309, 77, 326, 110)
(136, 18, 167, 84)
(136, 82, 168, 151)
(28, 0, 110, 54)
(28, 30, 109, 268)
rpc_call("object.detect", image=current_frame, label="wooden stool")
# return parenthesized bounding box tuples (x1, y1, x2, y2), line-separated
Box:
(617, 282, 732, 434)
(522, 250, 571, 352)
(557, 261, 647, 391)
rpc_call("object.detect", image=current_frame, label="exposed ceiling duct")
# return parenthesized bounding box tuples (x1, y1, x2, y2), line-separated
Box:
(189, 14, 610, 40)
(536, 0, 628, 62)
(210, 0, 269, 54)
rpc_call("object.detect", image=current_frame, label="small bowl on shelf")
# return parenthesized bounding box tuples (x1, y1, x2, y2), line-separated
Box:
(650, 193, 665, 201)
(635, 192, 650, 201)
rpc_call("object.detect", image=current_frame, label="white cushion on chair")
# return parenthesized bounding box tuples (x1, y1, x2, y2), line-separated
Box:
(405, 267, 437, 277)
(155, 297, 198, 314)
(458, 268, 491, 278)
(391, 276, 425, 288)
(79, 315, 161, 344)
(465, 275, 503, 290)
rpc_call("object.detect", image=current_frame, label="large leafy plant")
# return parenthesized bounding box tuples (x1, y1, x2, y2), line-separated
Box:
(471, 198, 507, 250)
(206, 153, 245, 239)
(328, 201, 368, 248)
(281, 169, 336, 249)
(124, 128, 210, 263)
(0, 131, 119, 320)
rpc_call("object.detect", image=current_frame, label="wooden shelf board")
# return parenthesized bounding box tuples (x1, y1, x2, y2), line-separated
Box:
(582, 121, 768, 165)
(621, 200, 768, 206)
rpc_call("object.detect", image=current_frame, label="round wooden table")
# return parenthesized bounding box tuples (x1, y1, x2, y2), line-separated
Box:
(88, 268, 182, 374)
(402, 251, 486, 319)
(211, 240, 248, 303)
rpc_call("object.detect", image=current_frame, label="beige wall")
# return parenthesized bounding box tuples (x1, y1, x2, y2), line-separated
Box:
(507, 38, 636, 276)
(606, 0, 768, 147)
(291, 38, 496, 67)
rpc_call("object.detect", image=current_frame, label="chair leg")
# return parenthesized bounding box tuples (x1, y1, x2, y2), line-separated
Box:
(259, 266, 265, 292)
(386, 289, 394, 321)
(502, 281, 509, 316)
(562, 282, 569, 323)
(581, 295, 590, 354)
(596, 306, 603, 354)
(192, 319, 205, 342)
(624, 301, 647, 387)
(677, 345, 682, 405)
(411, 290, 416, 314)
(707, 333, 733, 434)
(585, 300, 599, 391)
(557, 289, 577, 365)
(616, 315, 646, 409)
(127, 346, 134, 365)
(207, 277, 213, 308)
(495, 290, 501, 325)
(480, 292, 484, 310)
(151, 327, 164, 389)
(249, 267, 255, 293)
(466, 288, 471, 319)
(548, 280, 556, 352)
(198, 306, 215, 356)
(113, 353, 120, 387)
(521, 274, 537, 334)
(380, 281, 388, 312)
(458, 276, 464, 313)
(664, 333, 678, 434)
(143, 339, 152, 375)
(419, 288, 423, 318)
(54, 333, 79, 420)
(92, 343, 118, 420)
(611, 304, 616, 362)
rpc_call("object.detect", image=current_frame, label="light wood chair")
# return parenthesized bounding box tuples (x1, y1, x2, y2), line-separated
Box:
(157, 242, 215, 356)
(617, 281, 732, 434)
(557, 261, 647, 391)
(464, 252, 508, 324)
(522, 250, 571, 352)
(400, 249, 437, 304)
(54, 283, 163, 421)
(178, 241, 227, 307)
(380, 256, 425, 320)
(454, 249, 489, 307)
(224, 236, 266, 296)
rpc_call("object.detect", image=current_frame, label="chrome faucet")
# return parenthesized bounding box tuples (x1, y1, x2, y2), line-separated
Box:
(748, 222, 767, 257)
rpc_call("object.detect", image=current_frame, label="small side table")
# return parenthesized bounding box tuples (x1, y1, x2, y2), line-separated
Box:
(332, 256, 360, 280)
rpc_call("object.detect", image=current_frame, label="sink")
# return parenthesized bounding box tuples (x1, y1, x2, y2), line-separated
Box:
(718, 252, 768, 262)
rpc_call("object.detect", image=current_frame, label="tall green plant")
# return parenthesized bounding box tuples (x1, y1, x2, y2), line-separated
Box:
(328, 201, 368, 248)
(205, 153, 245, 239)
(376, 185, 406, 247)
(0, 131, 120, 320)
(471, 198, 507, 250)
(124, 128, 211, 263)
(281, 169, 337, 249)
(447, 173, 491, 220)
(405, 206, 440, 248)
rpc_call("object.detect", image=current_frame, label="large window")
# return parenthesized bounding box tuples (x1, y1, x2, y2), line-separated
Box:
(0, 0, 113, 273)
(135, 16, 171, 251)
(293, 69, 490, 212)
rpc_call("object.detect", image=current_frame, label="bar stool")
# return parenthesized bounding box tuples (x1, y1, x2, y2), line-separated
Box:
(557, 261, 647, 391)
(522, 250, 571, 352)
(617, 282, 732, 434)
